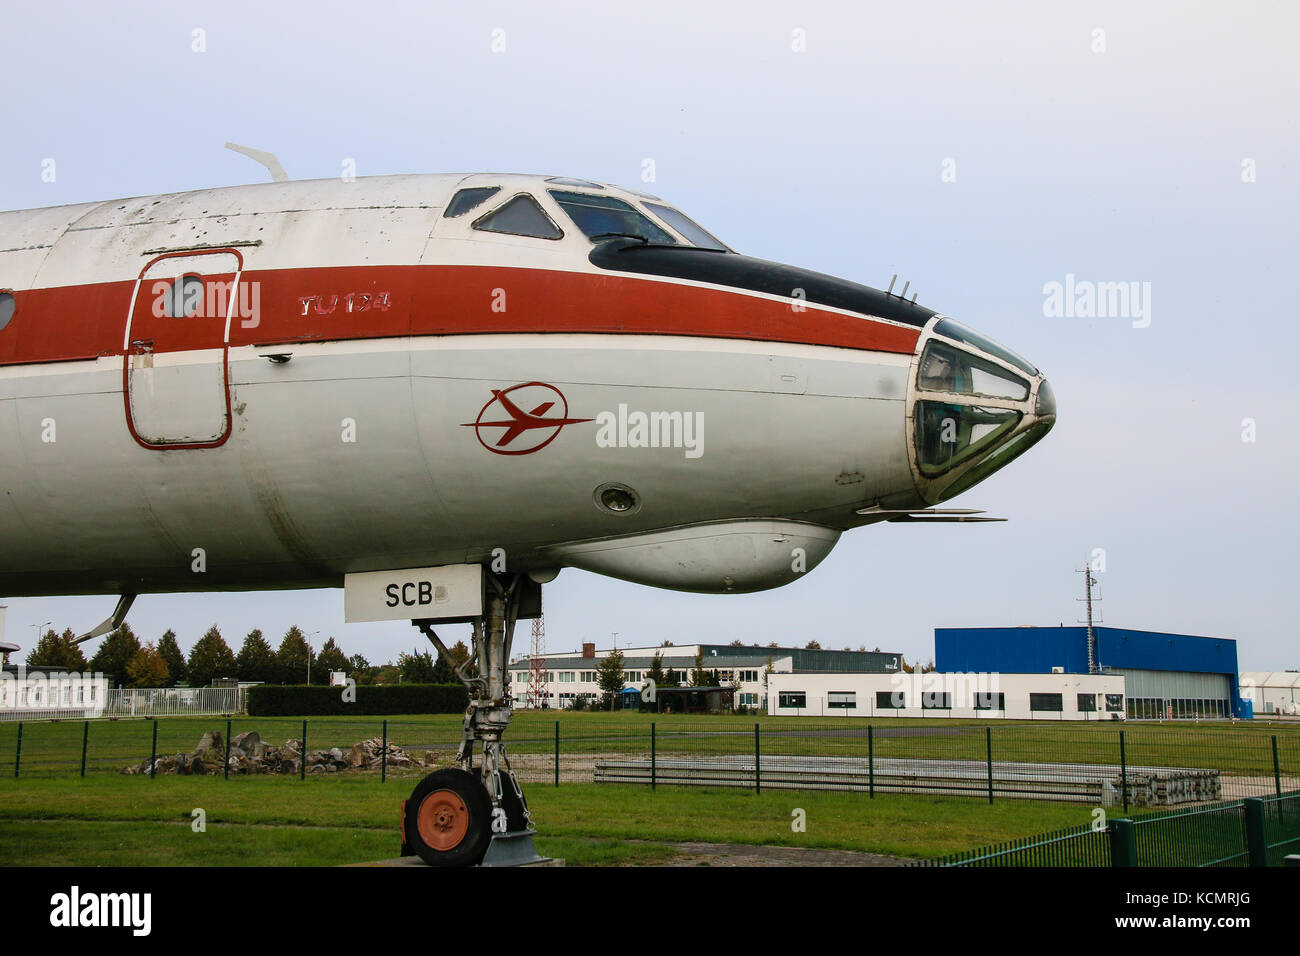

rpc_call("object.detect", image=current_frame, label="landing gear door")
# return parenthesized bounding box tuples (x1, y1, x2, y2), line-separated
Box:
(124, 249, 242, 448)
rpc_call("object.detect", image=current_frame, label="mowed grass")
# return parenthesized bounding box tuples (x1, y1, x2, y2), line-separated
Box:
(1, 711, 1296, 778)
(0, 773, 1100, 866)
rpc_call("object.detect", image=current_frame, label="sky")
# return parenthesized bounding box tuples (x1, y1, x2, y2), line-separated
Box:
(1, 1, 1296, 671)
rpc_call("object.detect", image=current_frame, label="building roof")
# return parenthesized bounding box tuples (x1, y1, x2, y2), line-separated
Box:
(513, 643, 900, 674)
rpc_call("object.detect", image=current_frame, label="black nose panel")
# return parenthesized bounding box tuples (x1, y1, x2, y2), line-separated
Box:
(589, 240, 936, 329)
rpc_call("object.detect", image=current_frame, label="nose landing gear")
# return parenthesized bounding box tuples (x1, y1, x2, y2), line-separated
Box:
(403, 571, 549, 867)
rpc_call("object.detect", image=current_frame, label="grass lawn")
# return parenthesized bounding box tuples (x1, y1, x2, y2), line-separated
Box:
(1, 712, 1295, 779)
(0, 774, 1101, 866)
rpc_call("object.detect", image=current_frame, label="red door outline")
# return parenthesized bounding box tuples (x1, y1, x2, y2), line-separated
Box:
(122, 248, 243, 450)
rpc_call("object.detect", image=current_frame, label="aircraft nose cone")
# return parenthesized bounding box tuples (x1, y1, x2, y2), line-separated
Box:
(1035, 378, 1056, 423)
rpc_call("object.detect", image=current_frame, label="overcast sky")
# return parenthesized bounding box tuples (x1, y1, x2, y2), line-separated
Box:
(1, 1, 1295, 671)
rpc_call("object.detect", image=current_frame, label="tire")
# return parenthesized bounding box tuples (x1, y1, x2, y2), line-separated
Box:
(404, 768, 493, 867)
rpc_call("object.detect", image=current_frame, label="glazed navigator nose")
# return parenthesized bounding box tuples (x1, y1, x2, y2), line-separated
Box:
(909, 318, 1056, 503)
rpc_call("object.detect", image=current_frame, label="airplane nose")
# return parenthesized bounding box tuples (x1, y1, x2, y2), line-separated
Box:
(909, 319, 1056, 503)
(1035, 378, 1057, 422)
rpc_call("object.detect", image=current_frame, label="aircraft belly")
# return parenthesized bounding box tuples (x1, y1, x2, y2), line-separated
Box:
(0, 336, 915, 594)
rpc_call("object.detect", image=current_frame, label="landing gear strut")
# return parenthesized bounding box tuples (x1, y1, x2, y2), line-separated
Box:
(404, 571, 547, 867)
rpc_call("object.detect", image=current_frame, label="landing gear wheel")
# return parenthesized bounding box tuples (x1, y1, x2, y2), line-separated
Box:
(405, 768, 493, 867)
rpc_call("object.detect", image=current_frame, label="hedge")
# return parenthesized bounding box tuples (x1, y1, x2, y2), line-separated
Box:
(246, 683, 468, 717)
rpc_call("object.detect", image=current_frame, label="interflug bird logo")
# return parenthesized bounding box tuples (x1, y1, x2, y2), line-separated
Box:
(462, 382, 593, 455)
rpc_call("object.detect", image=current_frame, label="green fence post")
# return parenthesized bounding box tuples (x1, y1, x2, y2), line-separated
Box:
(1273, 736, 1282, 798)
(1109, 818, 1137, 867)
(1243, 798, 1268, 867)
(13, 722, 21, 778)
(754, 722, 760, 794)
(381, 719, 388, 784)
(985, 726, 994, 804)
(1119, 730, 1129, 813)
(868, 724, 874, 798)
(554, 720, 559, 788)
(651, 722, 656, 791)
(300, 720, 307, 781)
(80, 721, 89, 778)
(149, 720, 158, 779)
(224, 718, 232, 780)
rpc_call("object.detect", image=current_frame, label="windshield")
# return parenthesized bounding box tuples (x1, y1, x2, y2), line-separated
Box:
(548, 190, 676, 244)
(933, 318, 1038, 376)
(643, 202, 729, 251)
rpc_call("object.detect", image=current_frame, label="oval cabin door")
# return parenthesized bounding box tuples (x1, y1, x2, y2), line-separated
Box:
(123, 249, 241, 448)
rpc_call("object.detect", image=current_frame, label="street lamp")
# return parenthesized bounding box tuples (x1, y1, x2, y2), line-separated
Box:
(305, 630, 319, 685)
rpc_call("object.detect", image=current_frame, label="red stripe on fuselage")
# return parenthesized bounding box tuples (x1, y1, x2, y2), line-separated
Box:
(0, 265, 921, 365)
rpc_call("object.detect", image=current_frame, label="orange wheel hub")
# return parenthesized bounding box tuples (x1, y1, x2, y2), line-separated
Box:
(416, 789, 470, 851)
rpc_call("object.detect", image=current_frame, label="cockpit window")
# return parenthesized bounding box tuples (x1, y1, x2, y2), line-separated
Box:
(644, 202, 729, 251)
(547, 190, 676, 244)
(918, 341, 1029, 401)
(445, 187, 501, 218)
(915, 401, 1021, 477)
(933, 319, 1038, 376)
(472, 194, 563, 240)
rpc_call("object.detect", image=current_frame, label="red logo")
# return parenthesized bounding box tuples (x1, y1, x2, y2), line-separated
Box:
(461, 382, 593, 456)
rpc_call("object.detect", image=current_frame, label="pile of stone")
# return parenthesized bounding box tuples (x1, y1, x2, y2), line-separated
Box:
(124, 729, 436, 776)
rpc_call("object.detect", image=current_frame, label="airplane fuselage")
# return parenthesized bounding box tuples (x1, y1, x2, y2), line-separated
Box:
(0, 173, 1054, 596)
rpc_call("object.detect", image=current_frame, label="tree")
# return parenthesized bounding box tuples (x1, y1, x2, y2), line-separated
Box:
(690, 650, 714, 687)
(157, 630, 187, 686)
(275, 626, 314, 685)
(349, 654, 373, 684)
(728, 639, 744, 646)
(373, 663, 400, 685)
(431, 649, 456, 684)
(235, 629, 278, 684)
(187, 625, 236, 687)
(397, 649, 438, 683)
(126, 642, 169, 688)
(26, 628, 87, 671)
(805, 640, 822, 650)
(89, 623, 142, 687)
(315, 638, 350, 679)
(439, 640, 474, 682)
(646, 651, 666, 692)
(596, 648, 625, 711)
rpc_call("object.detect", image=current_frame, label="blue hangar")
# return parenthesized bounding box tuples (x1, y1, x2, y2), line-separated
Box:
(935, 626, 1242, 719)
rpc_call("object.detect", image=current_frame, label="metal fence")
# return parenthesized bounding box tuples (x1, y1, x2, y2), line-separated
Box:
(0, 686, 245, 722)
(1, 713, 1296, 807)
(919, 788, 1300, 867)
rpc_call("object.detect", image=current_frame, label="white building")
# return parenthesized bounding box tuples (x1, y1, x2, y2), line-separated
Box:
(0, 665, 109, 720)
(767, 671, 1126, 720)
(509, 642, 902, 710)
(1240, 672, 1300, 716)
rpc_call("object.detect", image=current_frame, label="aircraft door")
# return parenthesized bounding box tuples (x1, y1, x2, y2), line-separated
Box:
(123, 249, 242, 448)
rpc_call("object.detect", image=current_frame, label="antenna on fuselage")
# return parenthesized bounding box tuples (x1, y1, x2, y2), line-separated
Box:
(224, 142, 290, 183)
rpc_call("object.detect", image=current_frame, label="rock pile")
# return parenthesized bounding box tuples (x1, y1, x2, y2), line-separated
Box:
(124, 729, 436, 776)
